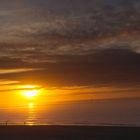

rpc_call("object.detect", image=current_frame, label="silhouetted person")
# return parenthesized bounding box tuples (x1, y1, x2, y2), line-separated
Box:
(5, 121, 8, 126)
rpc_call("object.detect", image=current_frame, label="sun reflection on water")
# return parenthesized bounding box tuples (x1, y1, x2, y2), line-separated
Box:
(28, 103, 34, 109)
(26, 103, 37, 125)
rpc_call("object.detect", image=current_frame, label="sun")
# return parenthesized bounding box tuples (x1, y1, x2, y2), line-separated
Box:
(21, 85, 41, 99)
(23, 90, 38, 98)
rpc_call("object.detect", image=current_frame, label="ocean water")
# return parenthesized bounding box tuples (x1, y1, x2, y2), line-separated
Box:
(0, 99, 140, 126)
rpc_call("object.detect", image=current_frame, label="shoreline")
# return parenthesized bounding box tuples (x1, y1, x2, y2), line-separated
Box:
(0, 125, 139, 140)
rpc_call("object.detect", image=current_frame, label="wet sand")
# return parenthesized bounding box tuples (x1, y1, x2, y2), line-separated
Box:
(0, 125, 139, 140)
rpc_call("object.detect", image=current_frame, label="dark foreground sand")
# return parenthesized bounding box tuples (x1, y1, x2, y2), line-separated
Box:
(0, 125, 139, 140)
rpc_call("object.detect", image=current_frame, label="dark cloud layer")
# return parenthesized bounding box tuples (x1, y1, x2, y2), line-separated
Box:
(0, 48, 139, 89)
(0, 0, 140, 90)
(1, 0, 140, 37)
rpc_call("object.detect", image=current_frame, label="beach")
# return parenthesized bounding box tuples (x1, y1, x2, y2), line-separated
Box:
(0, 125, 139, 140)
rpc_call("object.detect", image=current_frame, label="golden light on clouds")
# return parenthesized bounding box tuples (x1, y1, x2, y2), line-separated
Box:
(0, 68, 34, 74)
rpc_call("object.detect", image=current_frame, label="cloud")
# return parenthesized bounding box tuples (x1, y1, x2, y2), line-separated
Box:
(0, 57, 29, 68)
(0, 68, 36, 74)
(0, 48, 139, 89)
(0, 80, 20, 85)
(0, 0, 139, 92)
(0, 0, 140, 46)
(0, 83, 42, 93)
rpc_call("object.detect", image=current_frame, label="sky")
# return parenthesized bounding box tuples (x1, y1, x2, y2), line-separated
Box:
(0, 0, 140, 125)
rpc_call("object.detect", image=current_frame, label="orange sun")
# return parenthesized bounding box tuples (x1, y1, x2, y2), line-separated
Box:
(21, 85, 40, 99)
(23, 90, 38, 98)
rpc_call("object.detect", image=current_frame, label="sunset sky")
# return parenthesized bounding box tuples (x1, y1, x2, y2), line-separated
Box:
(0, 0, 140, 125)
